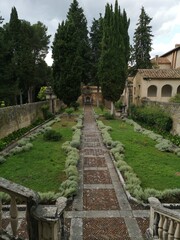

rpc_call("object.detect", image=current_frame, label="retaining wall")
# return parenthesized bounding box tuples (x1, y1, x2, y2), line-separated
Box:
(0, 101, 48, 139)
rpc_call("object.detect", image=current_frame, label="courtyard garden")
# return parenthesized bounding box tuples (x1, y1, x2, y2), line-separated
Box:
(0, 107, 83, 202)
(95, 106, 180, 202)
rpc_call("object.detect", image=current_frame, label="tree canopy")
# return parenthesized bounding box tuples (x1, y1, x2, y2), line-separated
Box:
(98, 0, 130, 112)
(132, 6, 153, 72)
(0, 7, 51, 105)
(52, 0, 90, 106)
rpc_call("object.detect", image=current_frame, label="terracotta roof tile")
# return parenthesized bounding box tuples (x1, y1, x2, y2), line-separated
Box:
(138, 69, 180, 79)
(151, 57, 171, 64)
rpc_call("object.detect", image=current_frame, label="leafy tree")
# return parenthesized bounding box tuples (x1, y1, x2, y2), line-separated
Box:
(132, 6, 153, 71)
(98, 0, 129, 114)
(0, 7, 51, 105)
(52, 0, 90, 106)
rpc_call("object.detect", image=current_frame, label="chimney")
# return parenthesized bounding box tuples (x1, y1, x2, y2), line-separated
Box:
(175, 44, 180, 48)
(155, 55, 159, 62)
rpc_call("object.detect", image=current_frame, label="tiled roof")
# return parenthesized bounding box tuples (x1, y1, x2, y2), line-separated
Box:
(138, 69, 180, 79)
(151, 57, 171, 64)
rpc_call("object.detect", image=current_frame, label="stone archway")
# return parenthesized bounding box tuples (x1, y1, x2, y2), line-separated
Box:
(147, 85, 157, 97)
(85, 96, 91, 105)
(161, 84, 172, 97)
(177, 85, 180, 94)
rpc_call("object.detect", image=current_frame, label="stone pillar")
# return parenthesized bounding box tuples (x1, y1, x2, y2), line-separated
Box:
(32, 197, 67, 240)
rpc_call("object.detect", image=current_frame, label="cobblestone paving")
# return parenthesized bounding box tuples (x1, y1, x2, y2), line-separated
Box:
(65, 105, 149, 240)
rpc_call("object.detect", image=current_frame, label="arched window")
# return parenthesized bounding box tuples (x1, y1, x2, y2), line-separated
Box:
(147, 85, 157, 97)
(161, 85, 172, 97)
(177, 85, 180, 94)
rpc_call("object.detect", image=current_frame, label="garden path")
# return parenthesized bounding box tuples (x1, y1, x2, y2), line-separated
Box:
(64, 105, 149, 240)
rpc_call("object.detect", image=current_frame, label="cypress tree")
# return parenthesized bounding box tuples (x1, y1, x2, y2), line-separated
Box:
(89, 15, 103, 106)
(52, 0, 90, 106)
(133, 6, 153, 70)
(98, 0, 129, 114)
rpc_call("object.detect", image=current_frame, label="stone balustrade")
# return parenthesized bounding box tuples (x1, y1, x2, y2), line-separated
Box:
(0, 177, 67, 240)
(146, 197, 180, 240)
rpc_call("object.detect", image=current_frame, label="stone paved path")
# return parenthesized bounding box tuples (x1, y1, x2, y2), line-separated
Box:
(65, 105, 149, 240)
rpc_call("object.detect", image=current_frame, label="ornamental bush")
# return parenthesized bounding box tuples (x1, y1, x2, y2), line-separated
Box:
(43, 129, 62, 141)
(130, 105, 172, 132)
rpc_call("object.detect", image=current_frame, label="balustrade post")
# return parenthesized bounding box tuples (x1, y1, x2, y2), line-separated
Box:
(168, 220, 174, 240)
(174, 222, 180, 240)
(10, 195, 18, 237)
(153, 212, 159, 237)
(0, 198, 2, 232)
(158, 214, 164, 240)
(162, 217, 168, 240)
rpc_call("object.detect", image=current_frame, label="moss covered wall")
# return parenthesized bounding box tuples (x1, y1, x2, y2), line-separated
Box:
(0, 101, 49, 139)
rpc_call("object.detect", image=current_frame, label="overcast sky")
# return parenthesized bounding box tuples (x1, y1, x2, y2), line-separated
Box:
(1, 0, 180, 66)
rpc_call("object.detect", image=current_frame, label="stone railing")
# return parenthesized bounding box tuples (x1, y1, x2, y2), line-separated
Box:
(146, 197, 180, 240)
(0, 177, 67, 240)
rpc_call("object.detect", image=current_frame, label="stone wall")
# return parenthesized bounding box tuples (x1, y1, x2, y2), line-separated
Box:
(144, 101, 180, 135)
(0, 101, 49, 139)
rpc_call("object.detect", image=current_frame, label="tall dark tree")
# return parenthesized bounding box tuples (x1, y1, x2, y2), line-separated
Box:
(132, 6, 153, 71)
(0, 8, 50, 105)
(89, 15, 103, 106)
(2, 7, 21, 104)
(0, 14, 4, 24)
(52, 0, 90, 106)
(98, 0, 129, 114)
(27, 21, 50, 102)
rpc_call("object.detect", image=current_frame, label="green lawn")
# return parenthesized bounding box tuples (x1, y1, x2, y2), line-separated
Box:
(104, 119, 180, 191)
(0, 118, 75, 193)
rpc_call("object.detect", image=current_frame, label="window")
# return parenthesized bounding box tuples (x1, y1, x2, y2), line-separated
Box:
(147, 85, 157, 97)
(161, 85, 172, 97)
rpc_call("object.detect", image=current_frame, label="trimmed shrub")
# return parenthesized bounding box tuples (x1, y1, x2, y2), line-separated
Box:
(65, 108, 74, 117)
(103, 112, 115, 120)
(169, 93, 180, 103)
(43, 129, 62, 141)
(0, 156, 6, 164)
(70, 140, 80, 149)
(155, 139, 174, 152)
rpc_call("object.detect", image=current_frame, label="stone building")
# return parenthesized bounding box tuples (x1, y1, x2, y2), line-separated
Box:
(132, 69, 180, 105)
(130, 44, 180, 105)
(78, 85, 104, 106)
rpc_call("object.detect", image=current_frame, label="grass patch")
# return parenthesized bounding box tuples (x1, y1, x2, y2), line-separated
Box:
(93, 106, 109, 115)
(0, 118, 75, 193)
(103, 119, 180, 191)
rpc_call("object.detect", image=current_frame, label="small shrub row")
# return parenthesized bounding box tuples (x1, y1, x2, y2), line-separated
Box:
(100, 120, 180, 203)
(58, 115, 83, 198)
(97, 120, 113, 148)
(125, 118, 180, 156)
(0, 117, 62, 165)
(0, 118, 44, 151)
